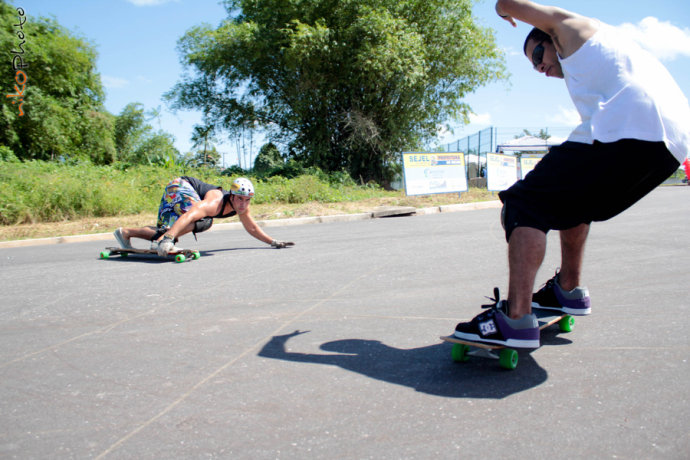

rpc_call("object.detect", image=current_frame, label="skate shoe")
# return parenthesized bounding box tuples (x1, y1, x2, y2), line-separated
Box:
(113, 228, 133, 249)
(454, 288, 540, 349)
(532, 272, 591, 315)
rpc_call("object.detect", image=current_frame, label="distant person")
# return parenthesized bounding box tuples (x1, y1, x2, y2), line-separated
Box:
(114, 177, 293, 255)
(454, 0, 690, 348)
(684, 157, 690, 184)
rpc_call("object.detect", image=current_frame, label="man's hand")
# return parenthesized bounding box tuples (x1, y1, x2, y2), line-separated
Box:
(496, 1, 517, 27)
(271, 240, 294, 249)
(157, 236, 175, 256)
(499, 13, 517, 27)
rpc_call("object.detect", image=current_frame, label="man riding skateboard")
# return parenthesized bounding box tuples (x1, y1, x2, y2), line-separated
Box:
(454, 0, 690, 348)
(113, 176, 293, 255)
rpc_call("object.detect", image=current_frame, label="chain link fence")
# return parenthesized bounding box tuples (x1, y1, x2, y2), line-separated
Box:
(442, 126, 574, 184)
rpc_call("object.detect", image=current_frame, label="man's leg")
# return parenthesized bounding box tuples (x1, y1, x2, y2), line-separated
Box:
(113, 225, 157, 248)
(558, 223, 589, 290)
(120, 226, 157, 241)
(116, 223, 194, 246)
(531, 223, 592, 315)
(507, 226, 546, 319)
(453, 224, 542, 348)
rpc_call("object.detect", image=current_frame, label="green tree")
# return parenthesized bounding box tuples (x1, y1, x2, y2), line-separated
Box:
(166, 0, 505, 185)
(113, 102, 181, 165)
(135, 132, 179, 166)
(0, 2, 115, 163)
(192, 144, 221, 168)
(190, 124, 217, 167)
(114, 102, 148, 161)
(254, 142, 283, 174)
(519, 128, 550, 140)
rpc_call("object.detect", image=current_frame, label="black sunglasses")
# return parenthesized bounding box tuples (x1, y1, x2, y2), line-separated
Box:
(532, 41, 545, 69)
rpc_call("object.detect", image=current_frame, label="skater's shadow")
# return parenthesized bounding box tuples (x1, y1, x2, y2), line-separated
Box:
(203, 246, 276, 254)
(259, 330, 560, 399)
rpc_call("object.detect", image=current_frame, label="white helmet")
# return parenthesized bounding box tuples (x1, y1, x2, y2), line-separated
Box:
(230, 177, 254, 197)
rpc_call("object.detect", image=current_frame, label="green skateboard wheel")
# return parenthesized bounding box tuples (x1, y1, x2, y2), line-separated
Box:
(99, 250, 110, 259)
(499, 348, 518, 370)
(192, 251, 200, 260)
(559, 315, 574, 332)
(451, 343, 470, 362)
(175, 254, 186, 263)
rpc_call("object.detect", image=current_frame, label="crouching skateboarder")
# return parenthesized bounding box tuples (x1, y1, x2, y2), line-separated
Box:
(454, 0, 690, 349)
(113, 177, 293, 255)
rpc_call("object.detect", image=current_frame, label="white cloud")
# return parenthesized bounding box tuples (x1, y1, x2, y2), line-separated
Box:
(468, 112, 492, 125)
(617, 17, 690, 61)
(101, 75, 129, 89)
(126, 0, 178, 6)
(500, 45, 523, 58)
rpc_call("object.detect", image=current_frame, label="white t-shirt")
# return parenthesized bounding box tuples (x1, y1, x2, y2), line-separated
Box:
(560, 22, 690, 163)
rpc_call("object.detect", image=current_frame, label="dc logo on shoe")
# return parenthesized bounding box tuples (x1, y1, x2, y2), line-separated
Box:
(479, 320, 497, 336)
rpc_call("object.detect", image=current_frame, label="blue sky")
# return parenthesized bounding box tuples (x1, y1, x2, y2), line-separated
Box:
(10, 0, 690, 166)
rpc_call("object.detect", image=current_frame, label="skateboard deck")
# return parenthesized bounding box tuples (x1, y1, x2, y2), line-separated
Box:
(99, 247, 201, 263)
(440, 309, 574, 370)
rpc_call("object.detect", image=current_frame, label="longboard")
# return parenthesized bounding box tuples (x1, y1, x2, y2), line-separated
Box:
(440, 309, 574, 370)
(99, 247, 200, 263)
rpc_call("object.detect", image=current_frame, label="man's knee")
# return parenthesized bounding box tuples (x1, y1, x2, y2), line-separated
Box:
(501, 202, 519, 243)
(501, 199, 549, 243)
(193, 217, 213, 235)
(149, 226, 177, 244)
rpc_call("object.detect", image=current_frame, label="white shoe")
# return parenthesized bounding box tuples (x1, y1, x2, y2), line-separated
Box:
(113, 228, 133, 249)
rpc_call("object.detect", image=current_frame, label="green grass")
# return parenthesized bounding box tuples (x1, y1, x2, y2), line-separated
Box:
(0, 161, 391, 225)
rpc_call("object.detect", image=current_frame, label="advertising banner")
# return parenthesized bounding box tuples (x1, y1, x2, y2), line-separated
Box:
(402, 152, 468, 196)
(520, 155, 543, 179)
(487, 153, 518, 191)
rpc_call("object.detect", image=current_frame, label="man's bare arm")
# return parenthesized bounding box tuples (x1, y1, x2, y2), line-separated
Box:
(495, 0, 597, 58)
(163, 190, 224, 240)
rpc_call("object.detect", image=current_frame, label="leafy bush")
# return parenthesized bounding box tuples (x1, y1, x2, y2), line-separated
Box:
(0, 146, 19, 162)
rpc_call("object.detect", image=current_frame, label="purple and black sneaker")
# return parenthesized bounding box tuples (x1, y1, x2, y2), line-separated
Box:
(532, 272, 591, 316)
(454, 288, 540, 349)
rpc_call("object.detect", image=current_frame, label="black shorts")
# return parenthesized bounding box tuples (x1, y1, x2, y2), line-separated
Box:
(498, 139, 680, 242)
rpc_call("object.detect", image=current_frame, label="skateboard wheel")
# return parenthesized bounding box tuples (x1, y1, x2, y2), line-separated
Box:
(451, 343, 470, 362)
(192, 251, 200, 260)
(99, 250, 110, 259)
(175, 254, 186, 263)
(558, 315, 574, 333)
(499, 349, 518, 370)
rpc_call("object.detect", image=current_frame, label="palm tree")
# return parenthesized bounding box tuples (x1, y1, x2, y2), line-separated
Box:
(145, 105, 163, 130)
(191, 124, 217, 167)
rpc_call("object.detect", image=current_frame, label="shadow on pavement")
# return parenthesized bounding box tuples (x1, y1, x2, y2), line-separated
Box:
(202, 246, 290, 254)
(258, 330, 562, 399)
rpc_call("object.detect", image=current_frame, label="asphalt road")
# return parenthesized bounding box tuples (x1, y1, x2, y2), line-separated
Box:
(1, 186, 688, 459)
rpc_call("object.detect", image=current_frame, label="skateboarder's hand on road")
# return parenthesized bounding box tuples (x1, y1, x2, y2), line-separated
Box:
(271, 240, 294, 249)
(157, 236, 174, 256)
